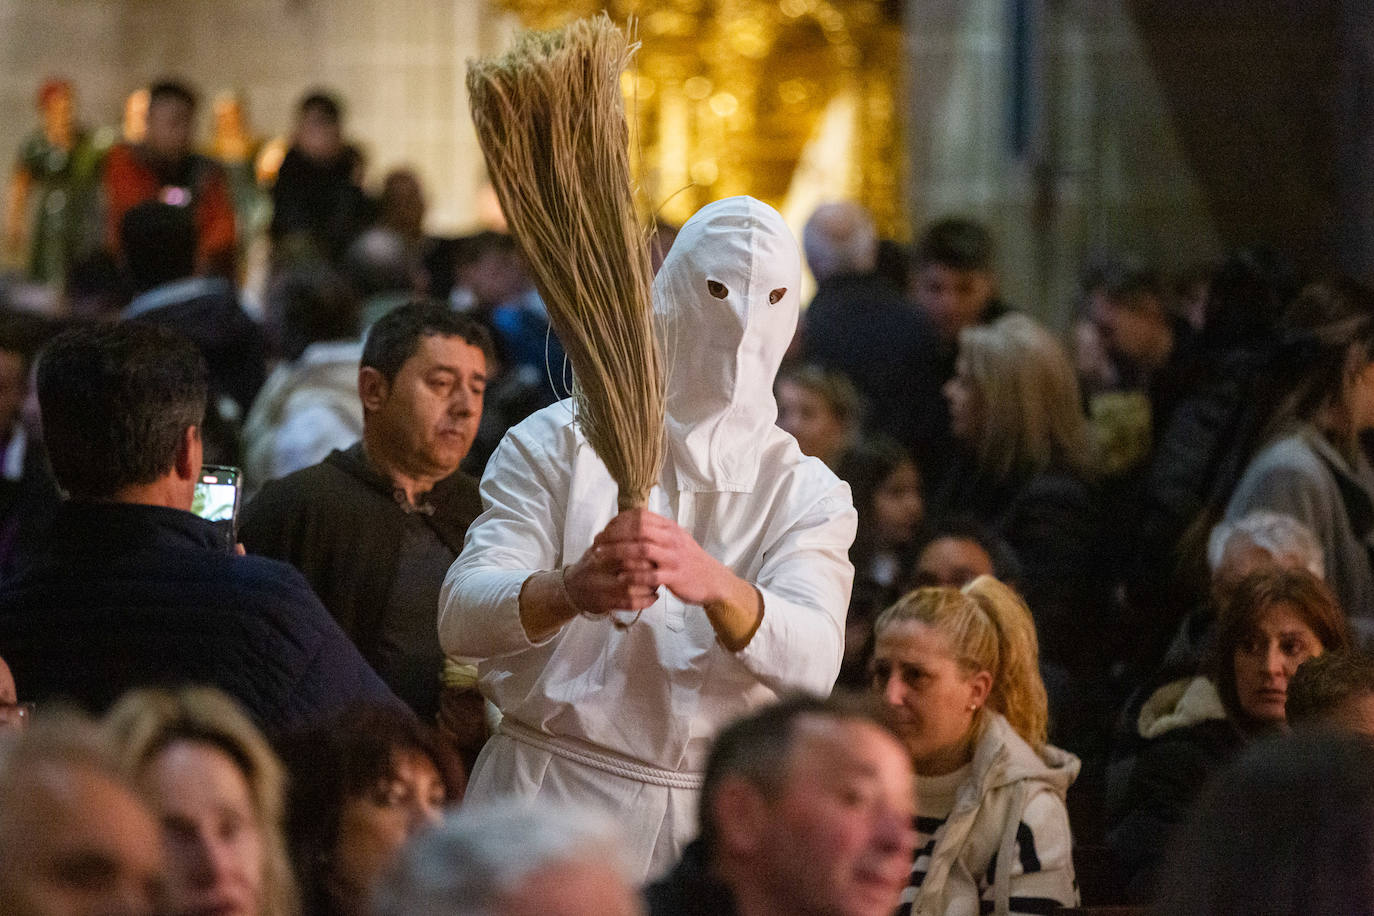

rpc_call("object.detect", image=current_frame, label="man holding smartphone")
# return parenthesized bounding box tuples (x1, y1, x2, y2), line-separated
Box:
(0, 322, 401, 735)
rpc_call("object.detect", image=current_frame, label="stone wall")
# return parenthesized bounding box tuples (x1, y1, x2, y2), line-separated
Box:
(0, 0, 513, 238)
(905, 0, 1220, 327)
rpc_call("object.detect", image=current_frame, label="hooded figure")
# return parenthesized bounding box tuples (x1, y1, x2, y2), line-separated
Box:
(440, 196, 857, 879)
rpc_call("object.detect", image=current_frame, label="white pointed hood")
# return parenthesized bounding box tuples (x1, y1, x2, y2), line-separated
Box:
(653, 196, 801, 492)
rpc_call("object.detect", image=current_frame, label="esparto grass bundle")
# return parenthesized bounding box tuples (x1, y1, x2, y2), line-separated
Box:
(467, 15, 664, 512)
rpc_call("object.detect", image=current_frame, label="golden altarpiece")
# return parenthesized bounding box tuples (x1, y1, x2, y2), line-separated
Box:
(495, 0, 904, 237)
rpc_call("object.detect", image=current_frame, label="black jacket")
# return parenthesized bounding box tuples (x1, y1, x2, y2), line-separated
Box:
(1108, 714, 1248, 901)
(239, 445, 482, 719)
(0, 501, 401, 736)
(644, 841, 739, 916)
(800, 273, 947, 474)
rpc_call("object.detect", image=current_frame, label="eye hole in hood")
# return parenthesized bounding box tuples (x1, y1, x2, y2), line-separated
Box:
(769, 287, 787, 305)
(707, 279, 729, 299)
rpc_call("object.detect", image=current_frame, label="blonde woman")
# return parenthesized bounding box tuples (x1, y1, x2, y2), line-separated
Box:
(105, 687, 299, 916)
(872, 576, 1078, 916)
(931, 312, 1103, 738)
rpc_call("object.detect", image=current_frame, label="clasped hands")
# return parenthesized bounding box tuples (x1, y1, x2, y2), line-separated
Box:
(563, 508, 728, 617)
(519, 508, 763, 650)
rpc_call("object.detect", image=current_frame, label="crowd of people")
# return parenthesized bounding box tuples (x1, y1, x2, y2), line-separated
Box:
(0, 72, 1373, 916)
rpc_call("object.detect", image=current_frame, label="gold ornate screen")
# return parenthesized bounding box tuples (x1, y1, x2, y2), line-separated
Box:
(494, 0, 904, 237)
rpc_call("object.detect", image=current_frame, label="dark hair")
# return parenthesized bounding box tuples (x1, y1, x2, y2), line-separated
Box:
(1268, 278, 1374, 443)
(837, 438, 921, 571)
(908, 516, 1023, 589)
(361, 301, 494, 384)
(1287, 649, 1374, 727)
(119, 201, 196, 290)
(1089, 253, 1165, 308)
(913, 217, 994, 272)
(1151, 732, 1374, 916)
(36, 323, 207, 499)
(775, 363, 862, 430)
(266, 265, 361, 361)
(453, 230, 517, 267)
(0, 309, 61, 376)
(147, 79, 197, 111)
(1198, 247, 1300, 353)
(698, 692, 900, 854)
(1187, 277, 1374, 587)
(279, 704, 460, 914)
(298, 90, 342, 124)
(1203, 567, 1350, 721)
(65, 250, 129, 319)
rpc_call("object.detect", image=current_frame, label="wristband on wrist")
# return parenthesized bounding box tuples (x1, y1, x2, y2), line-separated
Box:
(561, 564, 599, 619)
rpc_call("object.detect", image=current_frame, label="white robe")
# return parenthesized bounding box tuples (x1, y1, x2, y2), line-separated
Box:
(438, 196, 857, 879)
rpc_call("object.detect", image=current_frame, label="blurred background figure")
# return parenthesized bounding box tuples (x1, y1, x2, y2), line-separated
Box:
(1286, 648, 1374, 736)
(279, 703, 462, 916)
(373, 802, 643, 916)
(835, 437, 925, 687)
(103, 79, 237, 278)
(774, 362, 859, 470)
(1219, 279, 1374, 638)
(0, 712, 164, 916)
(119, 199, 266, 464)
(343, 228, 422, 328)
(270, 90, 371, 266)
(105, 687, 298, 916)
(375, 169, 429, 266)
(207, 90, 270, 269)
(242, 264, 364, 493)
(4, 78, 109, 284)
(905, 217, 1011, 489)
(799, 201, 937, 475)
(1151, 732, 1374, 916)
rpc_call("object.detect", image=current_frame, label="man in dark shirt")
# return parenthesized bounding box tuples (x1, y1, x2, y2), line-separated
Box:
(799, 202, 939, 467)
(241, 302, 489, 733)
(269, 91, 371, 263)
(0, 323, 399, 736)
(904, 217, 1012, 488)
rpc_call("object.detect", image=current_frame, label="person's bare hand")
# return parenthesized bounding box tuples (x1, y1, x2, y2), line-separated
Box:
(592, 508, 733, 607)
(561, 536, 660, 616)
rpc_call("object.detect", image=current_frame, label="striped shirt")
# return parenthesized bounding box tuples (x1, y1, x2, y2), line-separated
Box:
(896, 764, 1070, 916)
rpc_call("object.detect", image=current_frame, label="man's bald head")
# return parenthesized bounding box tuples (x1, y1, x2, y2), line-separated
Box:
(803, 202, 878, 282)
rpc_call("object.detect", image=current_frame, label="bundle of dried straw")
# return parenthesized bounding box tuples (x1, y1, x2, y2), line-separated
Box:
(467, 15, 664, 512)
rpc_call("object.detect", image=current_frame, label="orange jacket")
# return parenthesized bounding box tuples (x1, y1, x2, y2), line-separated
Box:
(103, 142, 236, 276)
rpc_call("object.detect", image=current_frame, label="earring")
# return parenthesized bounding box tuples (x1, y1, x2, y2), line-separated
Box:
(967, 703, 979, 711)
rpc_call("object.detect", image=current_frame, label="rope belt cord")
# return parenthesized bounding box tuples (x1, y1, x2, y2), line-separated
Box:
(498, 717, 705, 790)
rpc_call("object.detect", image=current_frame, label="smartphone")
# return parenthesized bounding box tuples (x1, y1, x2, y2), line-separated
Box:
(192, 465, 242, 551)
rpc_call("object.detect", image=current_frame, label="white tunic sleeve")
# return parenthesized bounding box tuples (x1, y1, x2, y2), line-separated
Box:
(439, 411, 574, 661)
(738, 480, 855, 695)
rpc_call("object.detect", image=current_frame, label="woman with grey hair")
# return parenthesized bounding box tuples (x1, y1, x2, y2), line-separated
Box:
(372, 801, 641, 916)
